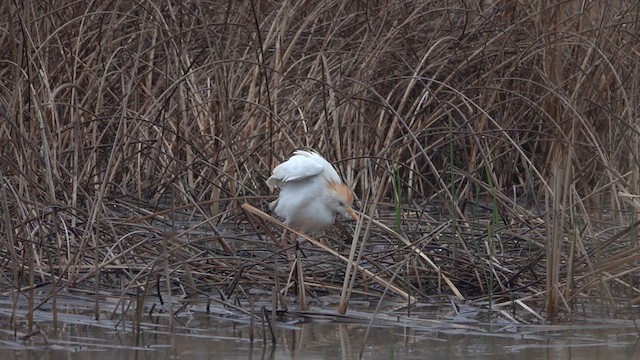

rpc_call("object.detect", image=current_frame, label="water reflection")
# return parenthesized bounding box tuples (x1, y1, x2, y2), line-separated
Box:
(1, 291, 638, 360)
(1, 312, 639, 360)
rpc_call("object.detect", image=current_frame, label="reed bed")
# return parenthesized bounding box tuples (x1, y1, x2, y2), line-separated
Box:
(1, 0, 639, 326)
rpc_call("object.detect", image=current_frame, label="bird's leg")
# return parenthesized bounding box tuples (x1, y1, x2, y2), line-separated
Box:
(287, 231, 298, 261)
(278, 229, 294, 260)
(279, 229, 288, 249)
(294, 241, 308, 310)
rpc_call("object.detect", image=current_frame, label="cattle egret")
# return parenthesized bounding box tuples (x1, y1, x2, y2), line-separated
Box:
(267, 150, 358, 233)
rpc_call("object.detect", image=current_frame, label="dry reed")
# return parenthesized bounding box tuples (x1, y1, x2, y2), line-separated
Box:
(1, 0, 639, 323)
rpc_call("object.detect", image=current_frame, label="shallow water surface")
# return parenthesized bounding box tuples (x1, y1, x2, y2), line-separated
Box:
(1, 292, 638, 359)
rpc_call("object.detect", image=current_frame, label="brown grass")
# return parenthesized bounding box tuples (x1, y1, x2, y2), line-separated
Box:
(1, 0, 639, 323)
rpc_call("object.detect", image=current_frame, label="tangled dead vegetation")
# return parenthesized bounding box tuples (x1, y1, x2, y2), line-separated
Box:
(1, 1, 639, 323)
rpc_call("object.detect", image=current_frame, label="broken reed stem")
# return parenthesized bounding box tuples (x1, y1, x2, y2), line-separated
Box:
(338, 203, 363, 315)
(359, 254, 412, 359)
(365, 215, 464, 301)
(339, 177, 377, 314)
(241, 203, 414, 302)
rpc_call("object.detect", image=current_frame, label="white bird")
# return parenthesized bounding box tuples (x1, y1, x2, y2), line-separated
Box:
(267, 150, 358, 233)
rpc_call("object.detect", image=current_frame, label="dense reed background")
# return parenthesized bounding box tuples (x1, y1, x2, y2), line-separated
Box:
(1, 0, 639, 322)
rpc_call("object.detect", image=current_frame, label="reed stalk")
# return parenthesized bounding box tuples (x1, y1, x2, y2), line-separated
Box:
(1, 0, 638, 322)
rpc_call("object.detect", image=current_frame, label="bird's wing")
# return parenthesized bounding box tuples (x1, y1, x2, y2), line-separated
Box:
(302, 151, 342, 184)
(266, 151, 325, 188)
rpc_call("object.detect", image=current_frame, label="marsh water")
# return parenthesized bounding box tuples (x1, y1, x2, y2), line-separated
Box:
(1, 290, 638, 360)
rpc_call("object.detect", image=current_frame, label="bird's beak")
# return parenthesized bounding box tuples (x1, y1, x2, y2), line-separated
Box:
(346, 207, 359, 222)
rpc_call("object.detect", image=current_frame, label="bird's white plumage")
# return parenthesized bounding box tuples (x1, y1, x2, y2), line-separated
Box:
(266, 150, 341, 188)
(267, 150, 357, 233)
